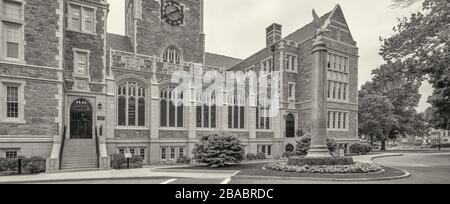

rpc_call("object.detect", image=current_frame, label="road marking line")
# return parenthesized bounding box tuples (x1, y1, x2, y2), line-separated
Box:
(221, 171, 240, 184)
(221, 178, 231, 184)
(160, 179, 177, 184)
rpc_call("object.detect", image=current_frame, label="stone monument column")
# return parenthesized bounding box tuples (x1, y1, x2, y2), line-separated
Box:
(306, 34, 331, 158)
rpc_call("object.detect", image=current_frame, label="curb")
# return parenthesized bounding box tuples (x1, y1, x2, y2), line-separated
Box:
(232, 154, 411, 182)
(0, 176, 174, 184)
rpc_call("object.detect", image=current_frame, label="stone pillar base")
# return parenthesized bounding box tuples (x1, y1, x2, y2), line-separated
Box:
(99, 156, 110, 170)
(45, 158, 59, 173)
(306, 145, 332, 158)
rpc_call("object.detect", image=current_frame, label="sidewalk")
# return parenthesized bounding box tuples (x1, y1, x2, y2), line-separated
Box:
(353, 153, 403, 163)
(0, 167, 236, 184)
(0, 154, 404, 183)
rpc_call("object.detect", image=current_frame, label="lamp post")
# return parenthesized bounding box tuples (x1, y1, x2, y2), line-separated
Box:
(439, 133, 441, 151)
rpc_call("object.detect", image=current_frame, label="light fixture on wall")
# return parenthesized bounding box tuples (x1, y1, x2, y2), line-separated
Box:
(98, 103, 103, 110)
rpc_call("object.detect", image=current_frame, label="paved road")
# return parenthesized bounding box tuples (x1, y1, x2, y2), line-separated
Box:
(229, 153, 450, 184)
(26, 153, 450, 184)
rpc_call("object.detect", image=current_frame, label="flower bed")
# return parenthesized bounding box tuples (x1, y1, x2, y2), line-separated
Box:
(265, 162, 383, 174)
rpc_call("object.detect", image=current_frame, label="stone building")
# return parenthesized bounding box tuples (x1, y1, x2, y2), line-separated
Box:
(0, 0, 359, 171)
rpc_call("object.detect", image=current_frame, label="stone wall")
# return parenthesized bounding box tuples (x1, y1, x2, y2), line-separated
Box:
(64, 0, 107, 89)
(134, 0, 204, 63)
(24, 0, 61, 68)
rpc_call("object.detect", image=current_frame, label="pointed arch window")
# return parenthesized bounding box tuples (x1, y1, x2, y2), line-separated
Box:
(160, 87, 184, 128)
(162, 46, 181, 64)
(227, 94, 245, 129)
(196, 92, 216, 129)
(117, 82, 146, 127)
(256, 99, 271, 130)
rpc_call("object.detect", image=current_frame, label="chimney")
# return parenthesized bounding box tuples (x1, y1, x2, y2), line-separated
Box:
(266, 23, 282, 47)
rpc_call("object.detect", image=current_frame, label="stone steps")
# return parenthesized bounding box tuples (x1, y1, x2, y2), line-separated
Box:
(61, 139, 99, 170)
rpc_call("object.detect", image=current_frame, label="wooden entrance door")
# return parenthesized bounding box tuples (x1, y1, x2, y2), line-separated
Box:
(286, 114, 295, 138)
(70, 99, 92, 139)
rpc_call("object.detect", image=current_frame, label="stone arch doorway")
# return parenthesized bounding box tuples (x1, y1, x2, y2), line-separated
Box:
(70, 99, 93, 139)
(286, 113, 295, 138)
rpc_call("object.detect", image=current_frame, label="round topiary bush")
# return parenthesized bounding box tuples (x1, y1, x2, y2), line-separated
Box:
(193, 131, 245, 168)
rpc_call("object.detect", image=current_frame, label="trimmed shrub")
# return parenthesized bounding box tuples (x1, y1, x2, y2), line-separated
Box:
(288, 156, 354, 166)
(350, 143, 367, 155)
(327, 138, 338, 156)
(283, 151, 302, 158)
(176, 156, 192, 164)
(0, 156, 46, 175)
(193, 131, 245, 168)
(256, 152, 267, 160)
(363, 143, 373, 153)
(245, 153, 258, 161)
(295, 135, 311, 156)
(22, 156, 46, 174)
(430, 144, 450, 148)
(295, 136, 338, 156)
(110, 154, 143, 169)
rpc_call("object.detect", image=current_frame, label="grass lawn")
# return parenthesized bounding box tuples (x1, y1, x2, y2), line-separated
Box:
(165, 162, 406, 179)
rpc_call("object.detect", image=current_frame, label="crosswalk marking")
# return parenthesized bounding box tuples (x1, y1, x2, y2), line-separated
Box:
(160, 179, 177, 184)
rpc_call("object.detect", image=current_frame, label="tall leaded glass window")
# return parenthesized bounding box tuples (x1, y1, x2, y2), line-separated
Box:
(227, 95, 245, 129)
(117, 82, 146, 127)
(256, 99, 270, 130)
(196, 92, 216, 129)
(160, 87, 184, 128)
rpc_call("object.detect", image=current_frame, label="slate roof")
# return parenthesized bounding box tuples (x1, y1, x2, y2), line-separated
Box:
(106, 33, 133, 52)
(284, 11, 333, 43)
(205, 52, 242, 69)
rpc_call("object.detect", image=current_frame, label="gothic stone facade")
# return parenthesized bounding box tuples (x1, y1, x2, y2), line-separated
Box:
(0, 0, 359, 170)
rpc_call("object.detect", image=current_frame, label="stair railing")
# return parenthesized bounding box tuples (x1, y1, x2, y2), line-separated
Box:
(59, 126, 67, 170)
(95, 126, 100, 168)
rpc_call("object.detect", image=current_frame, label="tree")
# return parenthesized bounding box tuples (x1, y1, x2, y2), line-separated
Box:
(380, 0, 450, 129)
(359, 62, 423, 150)
(193, 131, 245, 168)
(358, 83, 398, 149)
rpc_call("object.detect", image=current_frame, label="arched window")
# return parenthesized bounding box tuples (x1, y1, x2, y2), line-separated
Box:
(162, 46, 181, 64)
(196, 92, 216, 128)
(228, 94, 245, 129)
(117, 82, 146, 127)
(256, 99, 270, 130)
(160, 87, 184, 128)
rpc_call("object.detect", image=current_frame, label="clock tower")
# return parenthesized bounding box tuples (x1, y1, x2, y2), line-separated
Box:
(125, 0, 205, 64)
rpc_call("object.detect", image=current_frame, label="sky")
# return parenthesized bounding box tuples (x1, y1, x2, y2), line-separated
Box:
(106, 0, 432, 112)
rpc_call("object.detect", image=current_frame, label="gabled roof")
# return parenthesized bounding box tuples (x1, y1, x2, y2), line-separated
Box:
(284, 4, 344, 43)
(106, 33, 133, 52)
(205, 52, 242, 69)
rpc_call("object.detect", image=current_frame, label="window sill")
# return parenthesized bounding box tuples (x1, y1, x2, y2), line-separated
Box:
(228, 129, 248, 132)
(327, 129, 349, 132)
(256, 130, 274, 133)
(73, 74, 91, 79)
(0, 119, 26, 124)
(286, 70, 298, 74)
(159, 127, 187, 131)
(66, 28, 97, 36)
(0, 58, 25, 64)
(115, 127, 148, 130)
